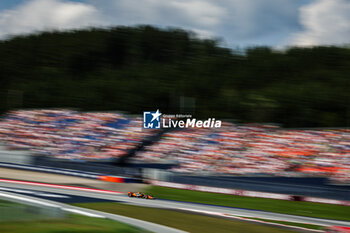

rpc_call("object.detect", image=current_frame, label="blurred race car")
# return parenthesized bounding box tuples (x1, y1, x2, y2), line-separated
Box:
(128, 192, 154, 199)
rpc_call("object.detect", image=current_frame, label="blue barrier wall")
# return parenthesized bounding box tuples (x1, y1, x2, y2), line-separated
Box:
(168, 174, 350, 201)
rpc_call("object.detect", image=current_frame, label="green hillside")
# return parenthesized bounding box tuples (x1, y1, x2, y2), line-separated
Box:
(0, 26, 349, 127)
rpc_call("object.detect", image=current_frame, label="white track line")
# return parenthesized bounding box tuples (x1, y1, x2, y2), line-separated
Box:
(0, 192, 60, 208)
(178, 207, 323, 232)
(0, 179, 123, 194)
(62, 208, 105, 218)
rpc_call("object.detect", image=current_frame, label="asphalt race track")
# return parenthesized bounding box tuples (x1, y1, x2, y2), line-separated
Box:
(1, 179, 350, 228)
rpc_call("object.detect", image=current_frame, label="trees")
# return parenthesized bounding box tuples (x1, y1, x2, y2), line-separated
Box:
(0, 26, 349, 127)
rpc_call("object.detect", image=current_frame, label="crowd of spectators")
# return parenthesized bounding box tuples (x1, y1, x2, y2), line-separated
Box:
(0, 109, 154, 160)
(0, 109, 349, 182)
(134, 123, 350, 182)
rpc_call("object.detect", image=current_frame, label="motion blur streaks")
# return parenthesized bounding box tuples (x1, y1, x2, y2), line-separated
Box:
(134, 123, 350, 182)
(0, 109, 154, 160)
(1, 110, 349, 183)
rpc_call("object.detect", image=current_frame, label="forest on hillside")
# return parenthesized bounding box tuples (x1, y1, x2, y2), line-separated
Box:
(0, 26, 349, 127)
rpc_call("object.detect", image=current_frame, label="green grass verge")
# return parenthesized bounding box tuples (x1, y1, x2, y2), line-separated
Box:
(0, 200, 55, 222)
(0, 214, 142, 233)
(75, 202, 297, 233)
(146, 186, 350, 221)
(0, 200, 17, 206)
(241, 217, 324, 230)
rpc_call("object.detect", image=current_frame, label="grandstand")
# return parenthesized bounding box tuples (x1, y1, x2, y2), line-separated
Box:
(0, 109, 155, 160)
(135, 124, 350, 182)
(0, 109, 349, 183)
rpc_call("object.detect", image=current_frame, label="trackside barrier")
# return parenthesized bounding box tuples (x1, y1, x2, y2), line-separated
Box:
(149, 180, 350, 206)
(0, 162, 142, 184)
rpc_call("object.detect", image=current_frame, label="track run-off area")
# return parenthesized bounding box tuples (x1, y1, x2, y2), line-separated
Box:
(1, 178, 350, 231)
